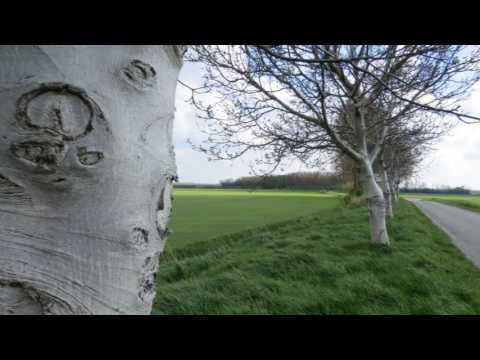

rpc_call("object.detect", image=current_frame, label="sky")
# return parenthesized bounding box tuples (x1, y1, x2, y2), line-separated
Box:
(173, 62, 480, 190)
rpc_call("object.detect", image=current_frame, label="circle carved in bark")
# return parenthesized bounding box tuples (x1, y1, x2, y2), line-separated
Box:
(15, 82, 106, 141)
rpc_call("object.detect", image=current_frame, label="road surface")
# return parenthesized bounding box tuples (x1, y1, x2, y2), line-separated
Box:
(410, 199, 480, 267)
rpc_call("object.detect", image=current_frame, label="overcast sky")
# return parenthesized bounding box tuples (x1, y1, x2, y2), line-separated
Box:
(173, 62, 480, 190)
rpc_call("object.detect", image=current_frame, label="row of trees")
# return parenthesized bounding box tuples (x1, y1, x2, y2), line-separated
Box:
(220, 172, 342, 190)
(401, 186, 471, 195)
(184, 45, 480, 246)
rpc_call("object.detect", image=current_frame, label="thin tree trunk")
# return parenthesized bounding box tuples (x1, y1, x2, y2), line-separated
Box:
(0, 45, 184, 314)
(352, 162, 363, 197)
(391, 167, 399, 202)
(379, 157, 393, 218)
(393, 181, 399, 202)
(360, 159, 390, 245)
(390, 177, 397, 202)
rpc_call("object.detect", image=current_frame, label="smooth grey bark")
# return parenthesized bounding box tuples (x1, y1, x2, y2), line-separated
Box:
(391, 180, 399, 202)
(0, 45, 184, 314)
(351, 107, 390, 245)
(378, 157, 393, 218)
(360, 158, 390, 245)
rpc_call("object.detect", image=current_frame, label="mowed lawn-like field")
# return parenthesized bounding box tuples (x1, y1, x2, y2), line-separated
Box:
(152, 189, 480, 315)
(402, 193, 480, 213)
(167, 189, 343, 249)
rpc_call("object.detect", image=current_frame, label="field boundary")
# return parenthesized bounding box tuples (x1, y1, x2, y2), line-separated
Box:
(427, 198, 480, 213)
(165, 203, 343, 260)
(154, 199, 480, 315)
(408, 199, 460, 248)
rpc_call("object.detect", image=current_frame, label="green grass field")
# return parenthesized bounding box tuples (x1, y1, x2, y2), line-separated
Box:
(402, 193, 480, 213)
(153, 189, 480, 314)
(167, 189, 342, 249)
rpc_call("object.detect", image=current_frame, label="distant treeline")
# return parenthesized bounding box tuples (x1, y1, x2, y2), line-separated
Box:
(401, 187, 471, 195)
(220, 172, 342, 190)
(175, 183, 222, 189)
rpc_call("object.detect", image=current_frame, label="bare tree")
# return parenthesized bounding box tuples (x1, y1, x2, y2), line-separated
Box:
(185, 45, 480, 245)
(0, 45, 185, 314)
(375, 113, 450, 217)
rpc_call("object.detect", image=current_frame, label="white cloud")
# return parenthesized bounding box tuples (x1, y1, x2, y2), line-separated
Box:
(418, 122, 480, 190)
(416, 84, 480, 190)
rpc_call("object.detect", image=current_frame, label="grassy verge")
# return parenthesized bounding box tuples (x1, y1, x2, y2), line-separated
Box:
(427, 198, 480, 213)
(402, 193, 480, 213)
(153, 200, 480, 314)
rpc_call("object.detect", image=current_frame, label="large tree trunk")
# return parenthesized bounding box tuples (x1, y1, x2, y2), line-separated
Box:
(349, 106, 390, 245)
(0, 45, 184, 314)
(360, 159, 390, 245)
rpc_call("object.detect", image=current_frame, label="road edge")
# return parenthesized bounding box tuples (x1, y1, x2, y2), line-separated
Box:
(407, 199, 480, 268)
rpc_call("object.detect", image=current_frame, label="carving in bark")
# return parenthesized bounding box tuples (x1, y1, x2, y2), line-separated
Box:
(0, 45, 183, 315)
(15, 82, 108, 141)
(10, 140, 67, 172)
(120, 60, 158, 91)
(76, 147, 104, 166)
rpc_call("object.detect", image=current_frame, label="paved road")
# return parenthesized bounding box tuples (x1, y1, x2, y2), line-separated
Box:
(410, 199, 480, 267)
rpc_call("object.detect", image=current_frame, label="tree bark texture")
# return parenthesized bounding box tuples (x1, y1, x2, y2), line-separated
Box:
(360, 159, 390, 245)
(378, 158, 394, 219)
(0, 45, 184, 314)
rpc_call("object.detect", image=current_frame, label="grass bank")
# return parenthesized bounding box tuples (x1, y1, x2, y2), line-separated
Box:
(403, 193, 480, 213)
(153, 200, 480, 314)
(168, 188, 342, 249)
(427, 198, 480, 213)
